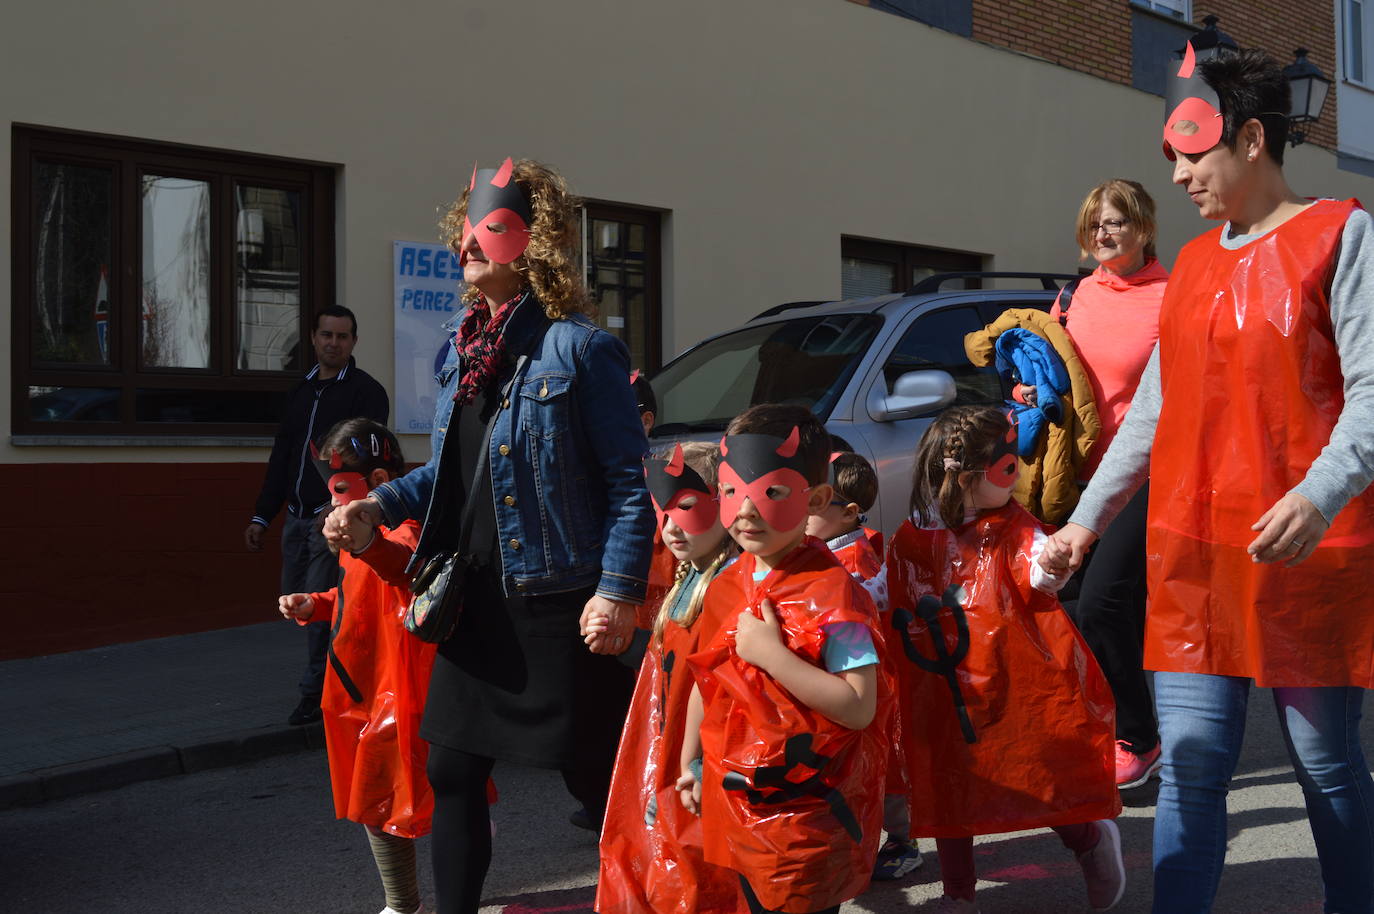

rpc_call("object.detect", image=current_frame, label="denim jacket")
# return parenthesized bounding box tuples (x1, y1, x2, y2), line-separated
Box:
(370, 295, 655, 604)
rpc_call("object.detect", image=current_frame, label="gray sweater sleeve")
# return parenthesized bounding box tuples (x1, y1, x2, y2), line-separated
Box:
(1291, 207, 1374, 523)
(1067, 345, 1159, 535)
(1071, 206, 1374, 534)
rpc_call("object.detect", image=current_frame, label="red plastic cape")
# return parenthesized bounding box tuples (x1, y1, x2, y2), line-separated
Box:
(307, 521, 436, 837)
(830, 533, 882, 580)
(635, 536, 678, 631)
(886, 504, 1119, 838)
(1147, 199, 1374, 687)
(597, 582, 743, 913)
(689, 538, 890, 913)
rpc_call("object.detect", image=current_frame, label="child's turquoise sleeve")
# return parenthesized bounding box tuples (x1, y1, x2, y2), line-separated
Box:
(821, 621, 878, 673)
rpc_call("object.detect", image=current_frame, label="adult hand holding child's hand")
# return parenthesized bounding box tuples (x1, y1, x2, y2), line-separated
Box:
(1039, 523, 1098, 577)
(325, 497, 382, 553)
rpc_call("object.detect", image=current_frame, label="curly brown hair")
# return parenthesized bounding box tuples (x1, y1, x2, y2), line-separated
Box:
(441, 159, 591, 320)
(911, 406, 1012, 530)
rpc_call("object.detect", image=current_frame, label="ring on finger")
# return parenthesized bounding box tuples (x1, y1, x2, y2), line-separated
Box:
(1290, 539, 1305, 549)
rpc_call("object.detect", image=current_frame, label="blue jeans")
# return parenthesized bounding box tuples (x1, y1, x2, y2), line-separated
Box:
(1152, 672, 1374, 913)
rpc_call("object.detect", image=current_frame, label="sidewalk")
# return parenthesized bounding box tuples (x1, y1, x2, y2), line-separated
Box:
(0, 621, 320, 809)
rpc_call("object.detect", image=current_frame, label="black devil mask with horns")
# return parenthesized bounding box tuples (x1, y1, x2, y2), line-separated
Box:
(718, 428, 814, 532)
(311, 434, 395, 506)
(1163, 41, 1224, 160)
(460, 157, 533, 265)
(644, 444, 718, 535)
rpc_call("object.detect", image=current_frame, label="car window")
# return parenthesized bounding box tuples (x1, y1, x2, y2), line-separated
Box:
(882, 305, 1001, 406)
(652, 314, 882, 434)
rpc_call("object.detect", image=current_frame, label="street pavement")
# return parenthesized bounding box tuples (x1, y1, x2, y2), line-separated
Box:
(0, 621, 1360, 912)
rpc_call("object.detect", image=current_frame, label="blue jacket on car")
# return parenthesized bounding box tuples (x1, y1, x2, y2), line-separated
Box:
(370, 295, 655, 605)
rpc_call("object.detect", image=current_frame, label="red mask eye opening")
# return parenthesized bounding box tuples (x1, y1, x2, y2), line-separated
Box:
(985, 454, 1018, 489)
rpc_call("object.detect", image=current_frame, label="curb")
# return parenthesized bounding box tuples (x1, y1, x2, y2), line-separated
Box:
(0, 722, 323, 811)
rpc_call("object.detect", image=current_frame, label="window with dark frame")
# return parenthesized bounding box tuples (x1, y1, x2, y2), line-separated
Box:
(582, 202, 663, 373)
(12, 125, 336, 437)
(841, 236, 984, 299)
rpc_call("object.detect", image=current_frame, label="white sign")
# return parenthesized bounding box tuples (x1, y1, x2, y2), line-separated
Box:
(393, 240, 464, 435)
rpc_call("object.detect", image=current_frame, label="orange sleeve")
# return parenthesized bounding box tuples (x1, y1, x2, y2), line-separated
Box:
(353, 521, 420, 588)
(301, 587, 338, 626)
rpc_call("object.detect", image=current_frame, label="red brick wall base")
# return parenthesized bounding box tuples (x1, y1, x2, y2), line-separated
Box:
(4, 462, 291, 660)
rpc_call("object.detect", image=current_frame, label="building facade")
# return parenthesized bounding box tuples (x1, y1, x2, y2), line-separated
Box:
(6, 0, 1373, 657)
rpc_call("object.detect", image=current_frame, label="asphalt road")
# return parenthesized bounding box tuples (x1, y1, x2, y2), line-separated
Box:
(1, 690, 1352, 914)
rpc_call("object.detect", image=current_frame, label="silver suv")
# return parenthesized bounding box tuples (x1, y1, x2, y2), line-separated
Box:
(648, 273, 1075, 534)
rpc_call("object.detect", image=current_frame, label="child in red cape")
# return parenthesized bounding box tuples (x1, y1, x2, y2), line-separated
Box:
(279, 418, 432, 914)
(866, 406, 1122, 913)
(807, 449, 920, 882)
(677, 405, 890, 914)
(595, 442, 743, 914)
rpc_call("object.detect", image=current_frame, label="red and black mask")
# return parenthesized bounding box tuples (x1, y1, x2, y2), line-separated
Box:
(982, 418, 1019, 490)
(718, 428, 814, 532)
(460, 157, 533, 266)
(645, 444, 717, 535)
(1163, 41, 1223, 160)
(311, 435, 393, 506)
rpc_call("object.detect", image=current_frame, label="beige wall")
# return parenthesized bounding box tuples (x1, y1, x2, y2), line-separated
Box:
(6, 0, 1374, 465)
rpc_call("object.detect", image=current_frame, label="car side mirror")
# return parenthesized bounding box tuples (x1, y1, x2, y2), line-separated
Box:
(867, 369, 957, 421)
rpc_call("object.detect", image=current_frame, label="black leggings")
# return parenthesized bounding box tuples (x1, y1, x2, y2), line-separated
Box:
(739, 874, 840, 914)
(427, 743, 620, 914)
(1064, 483, 1158, 753)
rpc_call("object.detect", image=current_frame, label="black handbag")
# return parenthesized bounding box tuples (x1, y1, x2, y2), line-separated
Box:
(404, 355, 525, 643)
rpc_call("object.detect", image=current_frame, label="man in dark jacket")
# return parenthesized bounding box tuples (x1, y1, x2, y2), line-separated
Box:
(245, 305, 389, 724)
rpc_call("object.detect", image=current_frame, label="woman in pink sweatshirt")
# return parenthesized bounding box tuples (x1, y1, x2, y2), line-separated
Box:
(1050, 178, 1168, 791)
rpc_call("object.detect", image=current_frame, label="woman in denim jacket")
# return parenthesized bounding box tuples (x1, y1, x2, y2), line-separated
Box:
(330, 159, 654, 914)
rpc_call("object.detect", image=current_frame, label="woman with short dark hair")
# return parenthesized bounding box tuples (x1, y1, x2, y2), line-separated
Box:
(1043, 48, 1374, 912)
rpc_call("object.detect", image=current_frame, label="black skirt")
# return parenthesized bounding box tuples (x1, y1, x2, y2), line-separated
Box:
(420, 565, 635, 770)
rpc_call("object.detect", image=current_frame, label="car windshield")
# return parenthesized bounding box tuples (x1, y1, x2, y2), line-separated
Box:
(650, 313, 882, 437)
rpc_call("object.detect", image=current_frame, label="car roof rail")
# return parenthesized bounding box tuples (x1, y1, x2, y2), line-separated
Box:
(750, 300, 832, 321)
(905, 271, 1081, 295)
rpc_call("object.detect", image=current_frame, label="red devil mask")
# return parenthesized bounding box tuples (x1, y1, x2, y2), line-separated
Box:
(1163, 42, 1224, 159)
(644, 444, 718, 535)
(312, 435, 393, 506)
(982, 417, 1019, 490)
(460, 158, 533, 265)
(718, 428, 814, 532)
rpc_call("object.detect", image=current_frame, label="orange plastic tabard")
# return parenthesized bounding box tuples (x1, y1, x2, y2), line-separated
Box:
(596, 615, 743, 914)
(886, 504, 1119, 839)
(688, 538, 890, 913)
(317, 521, 436, 838)
(1146, 199, 1374, 688)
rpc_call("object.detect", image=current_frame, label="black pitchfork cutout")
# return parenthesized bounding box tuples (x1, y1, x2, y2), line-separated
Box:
(892, 584, 976, 744)
(722, 733, 863, 843)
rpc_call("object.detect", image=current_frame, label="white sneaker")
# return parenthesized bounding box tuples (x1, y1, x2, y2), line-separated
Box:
(379, 905, 425, 914)
(1077, 819, 1126, 911)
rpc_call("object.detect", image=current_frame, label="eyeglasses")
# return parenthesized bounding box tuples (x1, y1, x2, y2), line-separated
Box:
(1090, 219, 1131, 236)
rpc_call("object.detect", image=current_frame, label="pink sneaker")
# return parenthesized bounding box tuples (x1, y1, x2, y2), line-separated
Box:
(1077, 819, 1126, 911)
(1114, 740, 1162, 789)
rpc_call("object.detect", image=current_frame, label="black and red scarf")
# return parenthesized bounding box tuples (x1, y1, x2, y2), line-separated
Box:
(452, 290, 528, 406)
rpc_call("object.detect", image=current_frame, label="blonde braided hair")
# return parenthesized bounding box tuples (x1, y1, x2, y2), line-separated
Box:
(648, 442, 735, 647)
